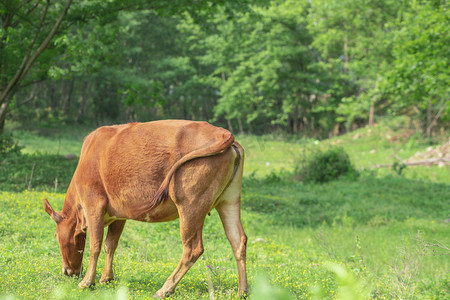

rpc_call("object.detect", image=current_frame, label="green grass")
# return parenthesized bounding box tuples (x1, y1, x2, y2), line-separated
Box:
(2, 189, 447, 299)
(1, 119, 449, 299)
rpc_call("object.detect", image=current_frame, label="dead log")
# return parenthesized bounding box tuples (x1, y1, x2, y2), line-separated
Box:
(372, 158, 450, 168)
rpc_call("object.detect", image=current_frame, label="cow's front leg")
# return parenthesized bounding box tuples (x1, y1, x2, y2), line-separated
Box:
(100, 220, 126, 284)
(79, 212, 105, 289)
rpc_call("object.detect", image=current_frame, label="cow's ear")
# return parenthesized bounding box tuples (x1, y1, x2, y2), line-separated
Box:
(44, 198, 62, 224)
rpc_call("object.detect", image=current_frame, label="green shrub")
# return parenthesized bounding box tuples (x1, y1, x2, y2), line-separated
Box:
(295, 147, 358, 183)
(0, 133, 22, 157)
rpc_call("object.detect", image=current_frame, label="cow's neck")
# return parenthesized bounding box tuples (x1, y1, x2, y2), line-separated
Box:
(62, 194, 86, 232)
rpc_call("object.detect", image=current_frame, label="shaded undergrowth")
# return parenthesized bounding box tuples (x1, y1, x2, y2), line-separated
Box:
(0, 152, 78, 192)
(242, 174, 450, 228)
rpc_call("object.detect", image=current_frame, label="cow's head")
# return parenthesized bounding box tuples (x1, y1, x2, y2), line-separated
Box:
(44, 198, 86, 276)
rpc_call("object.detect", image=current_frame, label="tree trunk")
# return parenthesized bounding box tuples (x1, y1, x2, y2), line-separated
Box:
(61, 79, 74, 117)
(238, 117, 244, 134)
(65, 79, 75, 117)
(426, 98, 432, 138)
(333, 123, 340, 136)
(191, 98, 196, 120)
(76, 81, 89, 123)
(426, 99, 446, 138)
(227, 119, 233, 133)
(343, 35, 349, 73)
(0, 101, 9, 134)
(369, 104, 374, 126)
(292, 104, 299, 134)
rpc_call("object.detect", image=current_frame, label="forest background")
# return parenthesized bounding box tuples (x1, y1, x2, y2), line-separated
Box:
(1, 0, 448, 138)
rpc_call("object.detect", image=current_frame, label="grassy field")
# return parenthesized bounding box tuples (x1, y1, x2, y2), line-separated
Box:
(0, 119, 449, 299)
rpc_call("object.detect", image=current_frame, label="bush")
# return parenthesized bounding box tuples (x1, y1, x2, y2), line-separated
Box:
(0, 133, 22, 157)
(295, 147, 358, 183)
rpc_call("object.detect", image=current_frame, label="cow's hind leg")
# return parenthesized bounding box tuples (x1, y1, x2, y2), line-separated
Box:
(216, 201, 248, 297)
(154, 208, 207, 298)
(100, 220, 126, 284)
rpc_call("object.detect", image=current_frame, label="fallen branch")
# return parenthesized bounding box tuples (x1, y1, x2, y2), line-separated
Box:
(371, 158, 450, 168)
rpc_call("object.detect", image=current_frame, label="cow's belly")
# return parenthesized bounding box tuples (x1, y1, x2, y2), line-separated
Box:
(104, 191, 179, 223)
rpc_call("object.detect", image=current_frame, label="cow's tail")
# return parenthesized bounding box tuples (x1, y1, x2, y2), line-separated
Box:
(149, 131, 235, 210)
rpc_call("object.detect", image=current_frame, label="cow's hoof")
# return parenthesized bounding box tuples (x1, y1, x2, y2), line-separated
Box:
(153, 290, 173, 298)
(99, 276, 113, 285)
(78, 280, 94, 289)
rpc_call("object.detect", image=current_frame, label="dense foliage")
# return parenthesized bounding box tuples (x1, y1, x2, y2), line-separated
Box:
(0, 0, 257, 131)
(2, 0, 449, 137)
(295, 147, 358, 183)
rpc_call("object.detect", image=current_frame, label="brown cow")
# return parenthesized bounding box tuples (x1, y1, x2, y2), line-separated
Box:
(43, 120, 248, 298)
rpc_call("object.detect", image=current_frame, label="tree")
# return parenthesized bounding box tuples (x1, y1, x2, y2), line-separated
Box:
(4, 0, 447, 137)
(380, 1, 449, 137)
(0, 0, 261, 133)
(0, 0, 72, 133)
(307, 0, 404, 130)
(180, 0, 333, 135)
